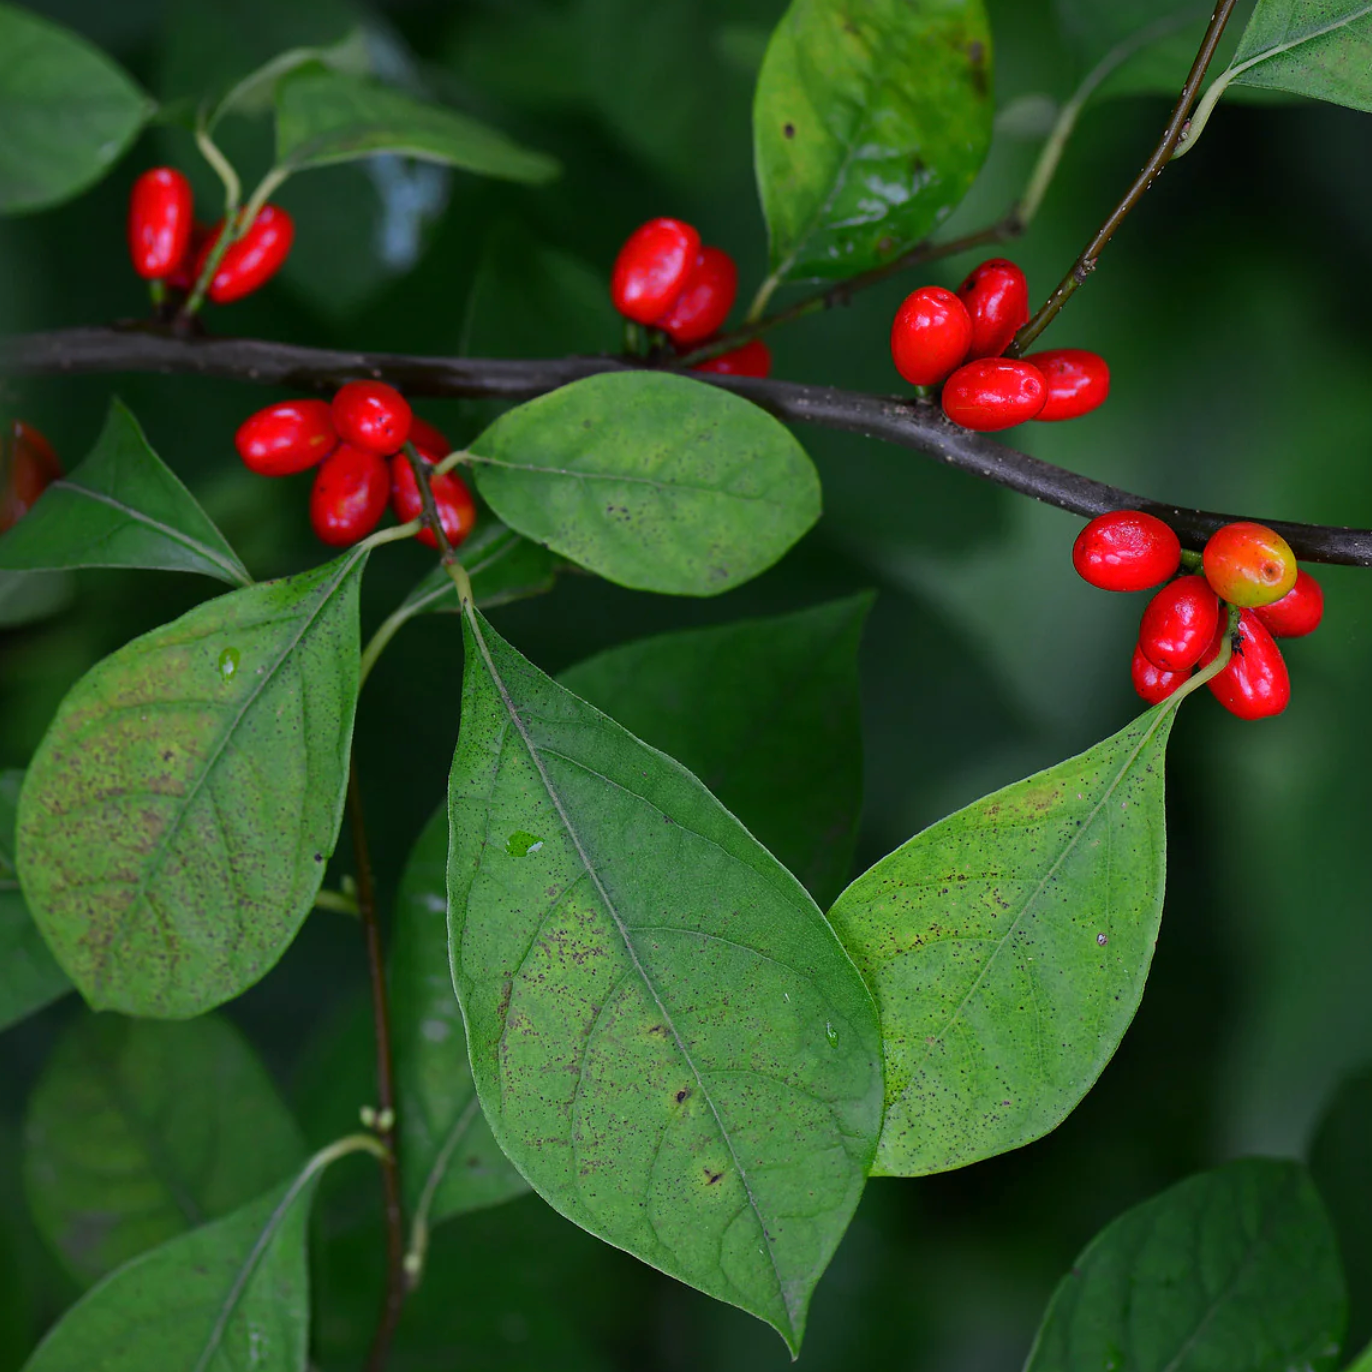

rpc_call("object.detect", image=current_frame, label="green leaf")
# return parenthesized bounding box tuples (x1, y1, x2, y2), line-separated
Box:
(830, 703, 1178, 1177)
(0, 4, 153, 216)
(399, 522, 564, 619)
(469, 373, 822, 597)
(391, 805, 529, 1229)
(559, 596, 872, 908)
(1350, 1342, 1372, 1372)
(753, 0, 994, 284)
(0, 401, 250, 587)
(0, 771, 68, 1032)
(1024, 1159, 1347, 1372)
(23, 1013, 305, 1286)
(206, 28, 370, 127)
(0, 571, 74, 630)
(16, 550, 367, 1018)
(1225, 0, 1372, 110)
(274, 68, 560, 182)
(446, 610, 882, 1352)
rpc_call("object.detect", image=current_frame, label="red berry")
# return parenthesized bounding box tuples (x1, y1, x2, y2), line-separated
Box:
(1202, 521, 1298, 608)
(1138, 575, 1220, 672)
(390, 455, 477, 551)
(309, 444, 390, 546)
(890, 286, 973, 386)
(0, 421, 62, 534)
(407, 416, 453, 464)
(332, 381, 413, 457)
(234, 400, 337, 477)
(656, 246, 738, 346)
(692, 339, 772, 377)
(1207, 609, 1290, 720)
(957, 258, 1029, 360)
(1255, 568, 1323, 638)
(197, 204, 294, 304)
(941, 358, 1047, 431)
(610, 218, 701, 325)
(1131, 644, 1186, 706)
(1024, 348, 1111, 422)
(127, 168, 194, 281)
(1073, 511, 1182, 593)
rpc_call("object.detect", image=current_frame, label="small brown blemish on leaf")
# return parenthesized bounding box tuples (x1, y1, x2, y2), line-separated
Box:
(675, 1089, 690, 1104)
(783, 122, 796, 139)
(705, 1169, 724, 1185)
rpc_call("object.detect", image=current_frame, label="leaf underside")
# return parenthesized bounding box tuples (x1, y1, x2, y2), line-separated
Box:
(1228, 0, 1372, 112)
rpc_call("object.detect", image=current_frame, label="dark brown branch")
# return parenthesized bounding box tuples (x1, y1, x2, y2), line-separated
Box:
(1013, 0, 1237, 352)
(4, 325, 1371, 565)
(348, 765, 406, 1372)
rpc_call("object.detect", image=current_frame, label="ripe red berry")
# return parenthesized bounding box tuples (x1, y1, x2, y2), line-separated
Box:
(656, 246, 738, 346)
(1024, 349, 1111, 422)
(692, 339, 772, 377)
(1138, 575, 1220, 673)
(197, 204, 295, 304)
(390, 455, 477, 551)
(1073, 511, 1182, 592)
(309, 444, 390, 546)
(0, 421, 62, 534)
(1207, 609, 1290, 720)
(234, 400, 337, 477)
(957, 258, 1029, 360)
(610, 218, 701, 325)
(890, 286, 973, 386)
(332, 381, 413, 456)
(941, 358, 1047, 431)
(1202, 521, 1298, 608)
(1255, 568, 1323, 638)
(127, 168, 194, 281)
(1132, 644, 1186, 706)
(407, 416, 453, 464)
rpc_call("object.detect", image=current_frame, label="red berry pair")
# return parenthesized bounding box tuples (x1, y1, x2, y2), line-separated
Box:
(234, 382, 476, 550)
(610, 218, 740, 348)
(1073, 510, 1321, 719)
(0, 421, 62, 534)
(890, 259, 1109, 431)
(128, 167, 294, 304)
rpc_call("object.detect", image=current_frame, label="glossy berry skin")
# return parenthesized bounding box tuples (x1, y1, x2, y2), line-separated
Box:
(391, 455, 477, 550)
(407, 416, 453, 464)
(692, 339, 772, 377)
(1132, 644, 1186, 706)
(1073, 511, 1182, 592)
(957, 258, 1029, 359)
(1025, 349, 1111, 422)
(332, 381, 413, 457)
(610, 218, 700, 325)
(1207, 609, 1290, 720)
(656, 247, 738, 346)
(941, 358, 1047, 431)
(234, 400, 337, 477)
(310, 444, 390, 547)
(1138, 575, 1220, 672)
(1255, 568, 1323, 638)
(197, 205, 295, 304)
(1202, 521, 1298, 608)
(128, 168, 194, 280)
(0, 421, 62, 533)
(890, 286, 973, 386)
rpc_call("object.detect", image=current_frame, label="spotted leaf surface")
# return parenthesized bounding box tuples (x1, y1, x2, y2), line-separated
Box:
(446, 610, 882, 1352)
(17, 552, 366, 1018)
(830, 704, 1176, 1177)
(1227, 0, 1372, 112)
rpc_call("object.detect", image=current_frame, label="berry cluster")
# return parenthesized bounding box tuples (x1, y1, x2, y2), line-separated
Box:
(128, 167, 294, 304)
(0, 421, 62, 534)
(610, 219, 770, 377)
(1074, 511, 1323, 719)
(890, 259, 1109, 432)
(234, 382, 476, 550)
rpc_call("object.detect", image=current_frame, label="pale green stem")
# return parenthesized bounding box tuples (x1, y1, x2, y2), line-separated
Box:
(745, 272, 781, 325)
(314, 888, 360, 917)
(195, 120, 241, 215)
(432, 448, 473, 478)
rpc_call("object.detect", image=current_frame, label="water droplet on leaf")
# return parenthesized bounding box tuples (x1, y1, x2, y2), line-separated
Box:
(506, 830, 544, 857)
(825, 1021, 839, 1047)
(218, 647, 240, 680)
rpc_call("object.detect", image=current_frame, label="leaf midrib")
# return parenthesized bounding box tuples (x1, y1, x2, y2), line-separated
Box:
(1232, 1, 1372, 81)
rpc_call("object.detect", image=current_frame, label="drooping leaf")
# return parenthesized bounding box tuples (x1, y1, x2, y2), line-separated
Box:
(753, 0, 994, 283)
(1024, 1159, 1347, 1372)
(0, 4, 154, 216)
(446, 609, 882, 1353)
(23, 1013, 305, 1286)
(399, 522, 564, 619)
(274, 68, 559, 182)
(391, 805, 528, 1228)
(829, 702, 1178, 1177)
(17, 550, 367, 1018)
(469, 372, 821, 597)
(0, 571, 74, 630)
(0, 771, 68, 1032)
(1225, 0, 1372, 111)
(0, 401, 250, 587)
(559, 596, 872, 908)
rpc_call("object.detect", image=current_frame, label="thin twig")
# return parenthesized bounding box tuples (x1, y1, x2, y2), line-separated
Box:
(1012, 0, 1238, 353)
(402, 441, 457, 562)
